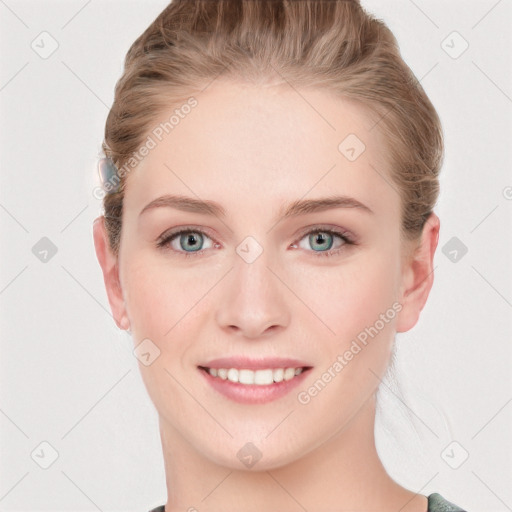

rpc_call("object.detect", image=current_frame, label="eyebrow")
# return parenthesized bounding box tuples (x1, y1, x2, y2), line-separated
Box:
(139, 194, 374, 221)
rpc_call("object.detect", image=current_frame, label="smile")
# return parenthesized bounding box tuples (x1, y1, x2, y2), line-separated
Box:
(198, 365, 313, 404)
(200, 366, 306, 385)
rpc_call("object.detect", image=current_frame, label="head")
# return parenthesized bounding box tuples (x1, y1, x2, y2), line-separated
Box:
(93, 0, 442, 470)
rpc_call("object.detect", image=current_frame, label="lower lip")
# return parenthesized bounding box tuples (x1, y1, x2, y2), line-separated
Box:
(198, 367, 311, 404)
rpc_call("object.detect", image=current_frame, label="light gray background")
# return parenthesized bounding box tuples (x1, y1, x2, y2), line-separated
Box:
(1, 0, 511, 511)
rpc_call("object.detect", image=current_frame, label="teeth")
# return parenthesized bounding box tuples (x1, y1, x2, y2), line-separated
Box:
(284, 367, 296, 381)
(254, 369, 273, 385)
(273, 368, 284, 383)
(206, 366, 304, 385)
(227, 368, 238, 383)
(239, 369, 255, 385)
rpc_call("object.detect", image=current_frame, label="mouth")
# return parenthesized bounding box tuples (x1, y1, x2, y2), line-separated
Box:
(197, 365, 313, 404)
(198, 365, 312, 385)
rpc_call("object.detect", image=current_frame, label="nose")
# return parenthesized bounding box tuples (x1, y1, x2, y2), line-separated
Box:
(215, 250, 290, 339)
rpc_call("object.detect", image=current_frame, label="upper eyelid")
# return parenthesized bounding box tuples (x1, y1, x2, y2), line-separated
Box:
(295, 224, 354, 240)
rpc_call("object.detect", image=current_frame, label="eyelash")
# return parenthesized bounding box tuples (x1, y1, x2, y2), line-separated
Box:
(156, 225, 356, 259)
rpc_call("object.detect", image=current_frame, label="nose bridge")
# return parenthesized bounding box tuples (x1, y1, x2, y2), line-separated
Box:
(236, 241, 273, 297)
(229, 230, 274, 289)
(215, 236, 289, 337)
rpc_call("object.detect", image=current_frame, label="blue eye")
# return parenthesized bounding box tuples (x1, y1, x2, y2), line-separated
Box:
(174, 231, 203, 252)
(296, 229, 353, 257)
(311, 232, 333, 251)
(156, 226, 355, 259)
(157, 228, 214, 257)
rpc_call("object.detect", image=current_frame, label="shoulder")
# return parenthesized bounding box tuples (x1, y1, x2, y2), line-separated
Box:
(428, 492, 467, 512)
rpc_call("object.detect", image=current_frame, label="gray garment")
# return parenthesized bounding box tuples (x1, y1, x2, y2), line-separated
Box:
(148, 492, 467, 511)
(428, 492, 467, 511)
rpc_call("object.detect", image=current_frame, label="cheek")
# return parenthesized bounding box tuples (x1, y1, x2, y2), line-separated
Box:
(295, 252, 401, 416)
(311, 248, 401, 352)
(122, 255, 213, 345)
(122, 259, 183, 338)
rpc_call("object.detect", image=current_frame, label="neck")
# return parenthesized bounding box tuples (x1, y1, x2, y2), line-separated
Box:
(159, 393, 427, 512)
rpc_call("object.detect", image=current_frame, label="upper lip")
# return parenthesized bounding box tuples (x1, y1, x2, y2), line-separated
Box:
(199, 357, 312, 370)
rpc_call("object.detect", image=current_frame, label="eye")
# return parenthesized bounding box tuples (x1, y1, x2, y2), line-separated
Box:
(292, 226, 355, 258)
(156, 227, 217, 258)
(156, 225, 356, 259)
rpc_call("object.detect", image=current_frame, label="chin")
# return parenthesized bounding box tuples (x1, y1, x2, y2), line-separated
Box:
(197, 434, 307, 472)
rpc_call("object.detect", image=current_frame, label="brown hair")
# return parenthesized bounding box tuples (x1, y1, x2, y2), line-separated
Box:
(101, 0, 443, 257)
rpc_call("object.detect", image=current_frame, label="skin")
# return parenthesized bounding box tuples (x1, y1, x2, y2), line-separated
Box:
(93, 79, 440, 512)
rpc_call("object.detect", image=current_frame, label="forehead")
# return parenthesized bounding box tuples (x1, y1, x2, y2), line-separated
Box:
(123, 79, 398, 221)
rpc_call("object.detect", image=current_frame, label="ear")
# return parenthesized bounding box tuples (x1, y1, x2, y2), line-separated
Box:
(395, 212, 440, 333)
(92, 216, 130, 330)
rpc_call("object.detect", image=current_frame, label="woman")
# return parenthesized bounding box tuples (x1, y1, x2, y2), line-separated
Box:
(93, 1, 467, 510)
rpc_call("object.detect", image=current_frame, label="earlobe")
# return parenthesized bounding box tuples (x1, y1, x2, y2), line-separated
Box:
(92, 216, 130, 331)
(395, 213, 440, 333)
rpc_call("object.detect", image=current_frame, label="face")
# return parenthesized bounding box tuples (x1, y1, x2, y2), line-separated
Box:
(95, 79, 436, 470)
